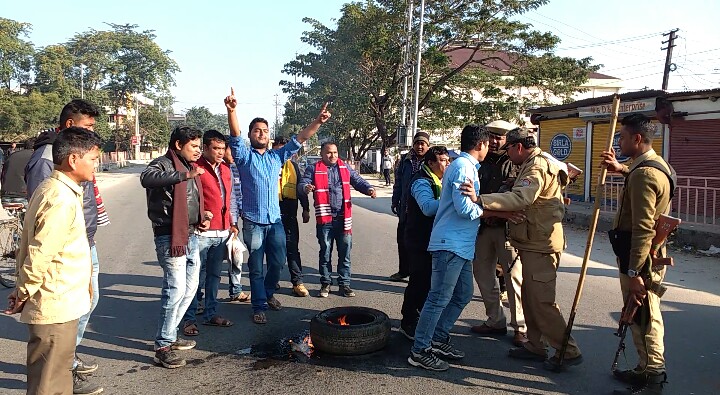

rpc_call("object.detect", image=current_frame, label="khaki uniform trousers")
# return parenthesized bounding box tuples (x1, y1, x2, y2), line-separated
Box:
(27, 319, 78, 395)
(473, 226, 525, 332)
(519, 251, 581, 358)
(619, 268, 666, 374)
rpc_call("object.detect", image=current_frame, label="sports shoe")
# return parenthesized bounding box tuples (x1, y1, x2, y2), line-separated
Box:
(153, 346, 186, 369)
(73, 369, 103, 394)
(430, 338, 465, 360)
(399, 322, 416, 341)
(293, 284, 309, 297)
(74, 355, 98, 374)
(340, 286, 356, 297)
(319, 284, 331, 298)
(171, 338, 196, 351)
(407, 348, 449, 371)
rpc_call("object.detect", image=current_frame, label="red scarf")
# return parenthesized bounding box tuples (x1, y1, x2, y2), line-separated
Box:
(313, 159, 352, 234)
(167, 149, 204, 257)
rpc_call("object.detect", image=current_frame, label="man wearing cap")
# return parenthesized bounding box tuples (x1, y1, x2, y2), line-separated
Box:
(390, 131, 430, 282)
(476, 127, 583, 371)
(470, 120, 527, 348)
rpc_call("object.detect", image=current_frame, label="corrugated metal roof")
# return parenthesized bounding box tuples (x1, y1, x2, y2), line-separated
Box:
(530, 88, 720, 114)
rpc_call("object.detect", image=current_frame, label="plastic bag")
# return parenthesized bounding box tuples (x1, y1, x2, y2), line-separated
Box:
(226, 234, 248, 268)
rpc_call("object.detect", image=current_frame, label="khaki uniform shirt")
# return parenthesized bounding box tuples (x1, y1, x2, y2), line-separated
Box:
(612, 149, 672, 272)
(479, 148, 567, 253)
(16, 170, 92, 325)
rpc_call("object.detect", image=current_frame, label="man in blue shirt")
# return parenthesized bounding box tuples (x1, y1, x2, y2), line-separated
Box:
(408, 125, 522, 371)
(224, 88, 330, 324)
(299, 142, 375, 297)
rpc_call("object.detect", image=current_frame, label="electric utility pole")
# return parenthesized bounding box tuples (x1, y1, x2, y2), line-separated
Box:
(273, 93, 281, 139)
(661, 29, 679, 90)
(399, 0, 414, 148)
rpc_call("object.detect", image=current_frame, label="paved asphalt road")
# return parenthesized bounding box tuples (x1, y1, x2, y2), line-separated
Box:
(1, 166, 718, 394)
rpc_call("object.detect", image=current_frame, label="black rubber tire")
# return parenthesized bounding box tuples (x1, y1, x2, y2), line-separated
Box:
(310, 306, 391, 356)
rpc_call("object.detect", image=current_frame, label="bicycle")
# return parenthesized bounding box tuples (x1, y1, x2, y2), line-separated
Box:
(0, 200, 25, 288)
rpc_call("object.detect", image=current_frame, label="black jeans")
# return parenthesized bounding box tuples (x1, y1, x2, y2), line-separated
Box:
(396, 218, 410, 276)
(400, 245, 433, 326)
(383, 168, 391, 185)
(282, 213, 303, 285)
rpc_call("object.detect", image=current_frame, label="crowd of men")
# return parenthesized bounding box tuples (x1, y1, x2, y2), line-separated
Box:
(3, 92, 673, 395)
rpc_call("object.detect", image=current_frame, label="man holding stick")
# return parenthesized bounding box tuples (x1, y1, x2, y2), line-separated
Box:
(474, 127, 583, 371)
(601, 114, 674, 395)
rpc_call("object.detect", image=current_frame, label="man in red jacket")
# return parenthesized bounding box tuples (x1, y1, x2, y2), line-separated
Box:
(180, 130, 239, 336)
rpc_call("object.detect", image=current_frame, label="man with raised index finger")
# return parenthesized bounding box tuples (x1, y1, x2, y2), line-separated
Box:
(225, 88, 330, 324)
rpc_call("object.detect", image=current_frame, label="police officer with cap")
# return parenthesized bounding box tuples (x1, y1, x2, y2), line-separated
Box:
(470, 120, 527, 347)
(476, 127, 583, 371)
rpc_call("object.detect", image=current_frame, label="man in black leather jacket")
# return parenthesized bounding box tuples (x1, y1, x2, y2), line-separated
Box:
(140, 126, 209, 369)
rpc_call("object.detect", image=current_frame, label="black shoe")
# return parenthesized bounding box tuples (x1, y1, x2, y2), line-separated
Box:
(340, 286, 356, 297)
(613, 372, 667, 394)
(430, 338, 465, 360)
(389, 272, 409, 282)
(543, 354, 584, 372)
(73, 370, 103, 394)
(171, 338, 196, 351)
(399, 322, 416, 341)
(74, 355, 98, 374)
(153, 346, 186, 369)
(508, 346, 546, 361)
(614, 368, 647, 386)
(407, 348, 449, 371)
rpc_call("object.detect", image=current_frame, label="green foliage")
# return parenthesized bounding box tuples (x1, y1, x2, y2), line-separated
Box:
(182, 106, 229, 134)
(139, 105, 170, 147)
(0, 18, 34, 90)
(0, 18, 178, 147)
(281, 0, 599, 158)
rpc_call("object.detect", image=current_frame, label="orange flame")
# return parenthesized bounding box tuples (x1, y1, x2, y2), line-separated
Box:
(338, 315, 349, 326)
(305, 335, 314, 348)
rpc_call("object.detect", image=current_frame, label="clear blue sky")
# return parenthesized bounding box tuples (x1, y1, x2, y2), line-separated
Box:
(5, 0, 719, 128)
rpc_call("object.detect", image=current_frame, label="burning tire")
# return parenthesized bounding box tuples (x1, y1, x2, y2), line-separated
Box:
(310, 306, 391, 356)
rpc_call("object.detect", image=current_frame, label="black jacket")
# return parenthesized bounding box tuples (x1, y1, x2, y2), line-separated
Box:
(478, 150, 518, 228)
(392, 153, 420, 221)
(404, 168, 438, 250)
(140, 154, 200, 235)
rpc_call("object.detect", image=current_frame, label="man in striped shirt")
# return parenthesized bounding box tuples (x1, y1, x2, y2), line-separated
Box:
(224, 88, 330, 324)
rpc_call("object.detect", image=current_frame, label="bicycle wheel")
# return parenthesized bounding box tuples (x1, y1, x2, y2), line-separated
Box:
(0, 220, 21, 288)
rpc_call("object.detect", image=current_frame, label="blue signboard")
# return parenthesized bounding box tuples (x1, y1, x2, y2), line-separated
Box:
(550, 133, 572, 161)
(612, 133, 630, 163)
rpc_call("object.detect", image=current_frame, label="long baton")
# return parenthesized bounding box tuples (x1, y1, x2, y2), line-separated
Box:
(556, 95, 621, 370)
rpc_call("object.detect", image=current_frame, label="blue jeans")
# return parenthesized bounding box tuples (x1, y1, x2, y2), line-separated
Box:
(183, 235, 226, 323)
(317, 217, 352, 286)
(75, 245, 99, 354)
(228, 256, 243, 297)
(242, 220, 286, 313)
(412, 250, 474, 353)
(153, 234, 201, 349)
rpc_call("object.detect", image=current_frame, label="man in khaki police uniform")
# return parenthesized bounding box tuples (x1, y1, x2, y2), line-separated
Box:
(470, 120, 526, 347)
(476, 127, 582, 371)
(601, 114, 673, 395)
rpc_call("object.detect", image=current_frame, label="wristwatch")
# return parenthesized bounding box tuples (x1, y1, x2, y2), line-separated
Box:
(627, 269, 640, 278)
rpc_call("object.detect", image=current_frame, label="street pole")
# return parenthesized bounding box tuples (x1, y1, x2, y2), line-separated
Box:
(134, 95, 141, 160)
(661, 29, 678, 90)
(411, 0, 425, 143)
(80, 64, 85, 99)
(400, 0, 414, 149)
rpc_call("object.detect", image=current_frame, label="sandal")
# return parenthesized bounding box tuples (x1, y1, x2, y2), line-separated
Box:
(203, 315, 234, 327)
(229, 292, 249, 303)
(183, 321, 199, 336)
(267, 296, 282, 311)
(252, 312, 267, 325)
